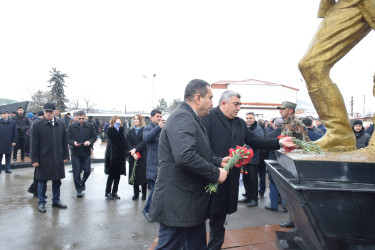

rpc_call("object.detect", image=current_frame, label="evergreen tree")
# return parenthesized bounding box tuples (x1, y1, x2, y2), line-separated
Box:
(168, 98, 182, 112)
(48, 67, 68, 112)
(154, 97, 168, 113)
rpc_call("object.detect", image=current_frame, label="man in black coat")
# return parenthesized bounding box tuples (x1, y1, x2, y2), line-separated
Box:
(12, 106, 30, 162)
(149, 79, 229, 249)
(0, 110, 17, 173)
(67, 110, 97, 197)
(31, 103, 70, 213)
(201, 90, 296, 249)
(239, 112, 265, 207)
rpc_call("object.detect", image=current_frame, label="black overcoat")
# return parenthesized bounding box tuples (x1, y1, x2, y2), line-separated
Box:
(31, 118, 69, 181)
(0, 118, 17, 154)
(149, 102, 221, 227)
(201, 107, 280, 215)
(104, 127, 126, 176)
(126, 127, 147, 185)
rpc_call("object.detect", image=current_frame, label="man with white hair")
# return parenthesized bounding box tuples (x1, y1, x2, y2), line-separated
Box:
(201, 90, 296, 249)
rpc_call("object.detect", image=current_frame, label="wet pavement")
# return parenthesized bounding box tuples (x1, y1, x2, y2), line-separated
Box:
(0, 162, 289, 249)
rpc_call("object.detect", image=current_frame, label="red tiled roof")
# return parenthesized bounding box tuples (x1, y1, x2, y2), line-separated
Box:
(242, 102, 281, 107)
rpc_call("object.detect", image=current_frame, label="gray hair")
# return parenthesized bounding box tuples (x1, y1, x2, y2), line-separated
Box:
(218, 90, 241, 105)
(76, 110, 86, 116)
(274, 117, 284, 128)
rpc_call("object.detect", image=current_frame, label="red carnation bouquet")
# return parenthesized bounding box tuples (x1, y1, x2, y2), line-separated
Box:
(128, 152, 141, 185)
(205, 145, 254, 194)
(277, 135, 323, 154)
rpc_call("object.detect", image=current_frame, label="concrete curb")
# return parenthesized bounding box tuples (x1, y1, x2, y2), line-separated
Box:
(9, 159, 105, 169)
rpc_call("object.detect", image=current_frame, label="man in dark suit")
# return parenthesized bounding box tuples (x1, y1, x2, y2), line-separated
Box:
(67, 110, 97, 197)
(201, 90, 296, 249)
(149, 79, 229, 249)
(264, 117, 284, 212)
(31, 103, 70, 213)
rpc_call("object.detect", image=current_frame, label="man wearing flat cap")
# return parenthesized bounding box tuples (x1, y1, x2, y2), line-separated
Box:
(0, 110, 17, 173)
(31, 103, 70, 213)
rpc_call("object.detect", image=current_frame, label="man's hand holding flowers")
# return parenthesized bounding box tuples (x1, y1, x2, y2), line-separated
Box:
(279, 136, 297, 150)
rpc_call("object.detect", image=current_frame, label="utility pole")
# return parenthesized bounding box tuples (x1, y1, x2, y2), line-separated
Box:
(351, 96, 354, 117)
(363, 95, 365, 118)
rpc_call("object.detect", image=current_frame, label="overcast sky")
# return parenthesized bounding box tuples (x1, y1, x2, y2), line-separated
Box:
(1, 1, 374, 115)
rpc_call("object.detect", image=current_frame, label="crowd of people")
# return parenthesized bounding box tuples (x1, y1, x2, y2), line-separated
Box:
(0, 79, 374, 248)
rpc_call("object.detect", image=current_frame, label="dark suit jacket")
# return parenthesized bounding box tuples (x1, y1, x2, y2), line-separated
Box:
(67, 121, 97, 157)
(201, 107, 279, 215)
(149, 102, 220, 227)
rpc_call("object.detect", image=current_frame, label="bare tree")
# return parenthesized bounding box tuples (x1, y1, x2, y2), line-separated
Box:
(83, 97, 96, 113)
(69, 98, 80, 110)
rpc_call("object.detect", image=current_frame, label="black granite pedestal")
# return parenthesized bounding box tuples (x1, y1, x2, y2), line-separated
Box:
(266, 150, 375, 250)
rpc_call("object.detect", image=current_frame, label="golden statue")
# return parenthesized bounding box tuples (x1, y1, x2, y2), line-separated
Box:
(298, 0, 375, 152)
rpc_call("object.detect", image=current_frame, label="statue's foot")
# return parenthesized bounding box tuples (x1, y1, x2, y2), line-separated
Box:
(316, 132, 356, 152)
(358, 145, 375, 157)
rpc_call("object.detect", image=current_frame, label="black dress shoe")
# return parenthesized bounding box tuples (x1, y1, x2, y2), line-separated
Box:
(27, 186, 34, 194)
(38, 204, 46, 213)
(112, 193, 120, 199)
(265, 206, 278, 212)
(105, 193, 114, 200)
(280, 219, 295, 228)
(238, 197, 250, 203)
(141, 194, 146, 200)
(247, 200, 258, 207)
(5, 169, 12, 173)
(132, 194, 139, 200)
(52, 202, 68, 209)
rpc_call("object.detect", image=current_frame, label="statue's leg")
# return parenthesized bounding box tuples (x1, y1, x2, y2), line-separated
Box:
(366, 79, 375, 149)
(298, 3, 371, 152)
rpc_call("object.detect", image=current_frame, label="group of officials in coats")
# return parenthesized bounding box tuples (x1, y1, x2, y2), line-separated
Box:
(149, 79, 295, 249)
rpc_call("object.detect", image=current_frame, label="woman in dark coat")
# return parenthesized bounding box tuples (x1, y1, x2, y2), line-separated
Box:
(126, 114, 147, 200)
(104, 116, 126, 200)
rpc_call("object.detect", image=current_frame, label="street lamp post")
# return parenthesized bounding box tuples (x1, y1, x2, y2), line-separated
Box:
(143, 74, 157, 109)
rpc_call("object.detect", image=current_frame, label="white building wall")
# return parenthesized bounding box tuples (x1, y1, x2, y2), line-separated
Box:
(212, 84, 297, 106)
(212, 82, 298, 120)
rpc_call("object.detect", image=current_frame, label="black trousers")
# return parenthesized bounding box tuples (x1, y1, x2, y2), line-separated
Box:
(133, 183, 147, 196)
(208, 213, 227, 250)
(155, 223, 207, 250)
(13, 136, 26, 160)
(106, 174, 120, 194)
(242, 164, 259, 201)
